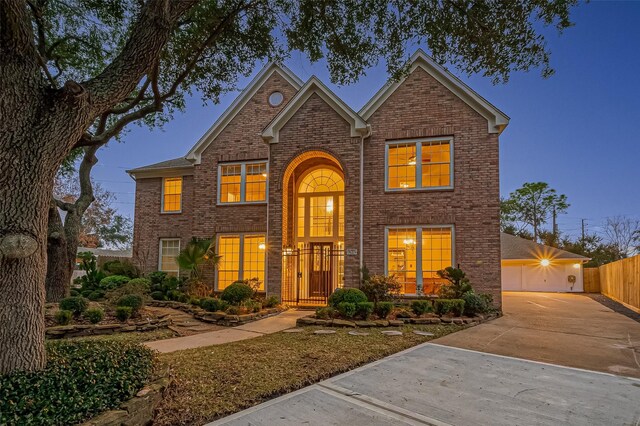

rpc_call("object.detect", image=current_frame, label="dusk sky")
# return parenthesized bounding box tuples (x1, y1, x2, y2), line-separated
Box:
(93, 1, 639, 241)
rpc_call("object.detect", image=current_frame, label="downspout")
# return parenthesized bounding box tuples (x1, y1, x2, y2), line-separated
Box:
(359, 124, 372, 279)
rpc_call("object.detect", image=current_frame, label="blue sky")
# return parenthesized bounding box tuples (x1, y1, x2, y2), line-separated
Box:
(93, 1, 640, 241)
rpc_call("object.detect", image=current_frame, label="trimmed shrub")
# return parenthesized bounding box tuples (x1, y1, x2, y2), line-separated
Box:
(99, 275, 131, 291)
(0, 340, 153, 425)
(328, 288, 367, 308)
(437, 267, 472, 299)
(70, 289, 80, 297)
(55, 310, 73, 325)
(102, 259, 139, 278)
(115, 306, 132, 322)
(244, 300, 261, 313)
(434, 299, 465, 317)
(315, 306, 337, 319)
(461, 292, 489, 316)
(360, 273, 402, 305)
(177, 293, 190, 303)
(80, 289, 93, 298)
(337, 302, 357, 319)
(147, 271, 168, 285)
(150, 291, 165, 301)
(83, 308, 104, 324)
(116, 294, 143, 314)
(220, 281, 253, 305)
(105, 278, 151, 305)
(166, 290, 182, 301)
(410, 300, 433, 316)
(375, 301, 394, 319)
(264, 295, 279, 308)
(356, 301, 374, 319)
(200, 297, 228, 312)
(59, 297, 88, 316)
(87, 290, 105, 301)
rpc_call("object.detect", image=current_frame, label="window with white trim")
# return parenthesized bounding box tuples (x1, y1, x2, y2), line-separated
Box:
(386, 226, 453, 295)
(218, 161, 267, 204)
(159, 239, 180, 276)
(217, 234, 266, 290)
(386, 138, 452, 190)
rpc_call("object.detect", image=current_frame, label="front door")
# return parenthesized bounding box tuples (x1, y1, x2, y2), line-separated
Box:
(309, 243, 333, 297)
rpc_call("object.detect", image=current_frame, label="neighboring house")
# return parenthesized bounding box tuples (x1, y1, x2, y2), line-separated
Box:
(73, 247, 133, 282)
(501, 233, 590, 292)
(128, 50, 509, 306)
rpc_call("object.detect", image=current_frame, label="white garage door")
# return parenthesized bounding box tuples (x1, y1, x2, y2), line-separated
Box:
(502, 263, 583, 292)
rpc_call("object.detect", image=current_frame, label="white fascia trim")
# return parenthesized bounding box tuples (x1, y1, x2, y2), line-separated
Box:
(185, 63, 303, 164)
(127, 166, 194, 180)
(262, 76, 369, 144)
(359, 49, 510, 134)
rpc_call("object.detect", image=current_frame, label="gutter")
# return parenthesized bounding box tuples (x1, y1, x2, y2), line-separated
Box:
(359, 124, 372, 277)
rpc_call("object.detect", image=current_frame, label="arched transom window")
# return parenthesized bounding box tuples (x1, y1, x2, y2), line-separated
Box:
(298, 168, 344, 193)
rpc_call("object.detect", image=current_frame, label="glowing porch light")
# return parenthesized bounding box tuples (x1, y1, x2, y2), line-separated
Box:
(573, 263, 581, 269)
(326, 198, 334, 213)
(258, 242, 266, 250)
(540, 259, 550, 267)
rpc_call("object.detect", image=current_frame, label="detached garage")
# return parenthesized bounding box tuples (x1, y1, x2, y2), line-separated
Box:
(501, 233, 590, 292)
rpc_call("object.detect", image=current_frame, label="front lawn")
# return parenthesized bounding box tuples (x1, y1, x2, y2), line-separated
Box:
(155, 324, 463, 425)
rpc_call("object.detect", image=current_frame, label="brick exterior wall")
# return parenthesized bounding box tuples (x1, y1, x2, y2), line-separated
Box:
(132, 64, 502, 306)
(363, 67, 502, 306)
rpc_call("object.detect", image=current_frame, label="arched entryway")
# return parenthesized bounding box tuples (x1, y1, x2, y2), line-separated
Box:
(281, 152, 345, 304)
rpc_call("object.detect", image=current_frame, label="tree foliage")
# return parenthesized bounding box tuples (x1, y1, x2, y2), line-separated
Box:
(501, 182, 569, 242)
(561, 234, 625, 267)
(175, 238, 220, 280)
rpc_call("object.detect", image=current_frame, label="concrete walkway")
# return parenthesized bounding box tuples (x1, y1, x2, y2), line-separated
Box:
(209, 343, 640, 425)
(436, 292, 640, 378)
(145, 309, 310, 353)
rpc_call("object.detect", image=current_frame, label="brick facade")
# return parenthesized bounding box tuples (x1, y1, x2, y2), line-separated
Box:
(130, 55, 505, 306)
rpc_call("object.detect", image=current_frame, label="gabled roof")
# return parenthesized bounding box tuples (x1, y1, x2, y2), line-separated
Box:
(185, 63, 304, 164)
(501, 233, 590, 261)
(359, 50, 510, 134)
(261, 76, 369, 144)
(127, 157, 194, 178)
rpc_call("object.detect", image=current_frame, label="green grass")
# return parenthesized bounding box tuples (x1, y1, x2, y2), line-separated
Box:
(66, 328, 176, 344)
(155, 324, 463, 425)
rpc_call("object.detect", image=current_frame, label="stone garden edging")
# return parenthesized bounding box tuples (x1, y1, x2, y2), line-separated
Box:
(45, 316, 173, 339)
(147, 300, 286, 326)
(80, 374, 171, 426)
(296, 312, 502, 328)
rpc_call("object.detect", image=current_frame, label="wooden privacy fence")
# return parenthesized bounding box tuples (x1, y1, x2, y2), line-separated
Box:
(584, 254, 640, 313)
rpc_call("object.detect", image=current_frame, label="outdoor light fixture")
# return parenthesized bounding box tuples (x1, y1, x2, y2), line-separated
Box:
(573, 263, 581, 269)
(540, 259, 550, 267)
(258, 242, 266, 250)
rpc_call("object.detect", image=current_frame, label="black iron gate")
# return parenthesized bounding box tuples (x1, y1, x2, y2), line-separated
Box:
(282, 244, 344, 305)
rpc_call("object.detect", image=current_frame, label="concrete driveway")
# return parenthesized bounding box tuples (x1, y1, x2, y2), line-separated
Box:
(436, 292, 640, 378)
(210, 343, 640, 425)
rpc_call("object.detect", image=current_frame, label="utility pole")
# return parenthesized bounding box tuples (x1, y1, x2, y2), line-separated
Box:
(552, 206, 558, 241)
(581, 218, 586, 243)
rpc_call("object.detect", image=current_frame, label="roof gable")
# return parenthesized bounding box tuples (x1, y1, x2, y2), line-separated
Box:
(359, 50, 509, 134)
(185, 63, 303, 164)
(501, 233, 590, 261)
(261, 76, 369, 144)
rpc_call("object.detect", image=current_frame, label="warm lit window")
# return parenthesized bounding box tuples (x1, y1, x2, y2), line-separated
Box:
(386, 226, 453, 295)
(217, 234, 266, 290)
(159, 239, 180, 276)
(296, 168, 345, 240)
(386, 138, 452, 190)
(298, 168, 344, 193)
(310, 196, 334, 237)
(219, 162, 267, 204)
(162, 177, 182, 212)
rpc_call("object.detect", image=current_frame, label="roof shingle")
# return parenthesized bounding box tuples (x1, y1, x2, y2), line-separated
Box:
(501, 232, 589, 261)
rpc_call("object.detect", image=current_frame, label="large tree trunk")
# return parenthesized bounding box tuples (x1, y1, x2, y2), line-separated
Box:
(46, 201, 70, 302)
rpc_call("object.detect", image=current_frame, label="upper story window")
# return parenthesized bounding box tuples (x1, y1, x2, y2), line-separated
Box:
(162, 177, 182, 212)
(218, 161, 267, 204)
(386, 137, 453, 191)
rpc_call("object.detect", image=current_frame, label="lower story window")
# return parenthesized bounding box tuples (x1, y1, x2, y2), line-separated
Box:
(217, 234, 266, 290)
(159, 239, 180, 276)
(386, 226, 453, 295)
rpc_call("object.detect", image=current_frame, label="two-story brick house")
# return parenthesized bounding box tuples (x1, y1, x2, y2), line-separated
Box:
(128, 50, 509, 306)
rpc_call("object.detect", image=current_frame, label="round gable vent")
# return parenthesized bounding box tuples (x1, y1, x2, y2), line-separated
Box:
(268, 91, 284, 107)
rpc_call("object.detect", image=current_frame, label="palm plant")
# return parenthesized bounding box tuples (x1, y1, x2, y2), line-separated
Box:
(176, 238, 220, 280)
